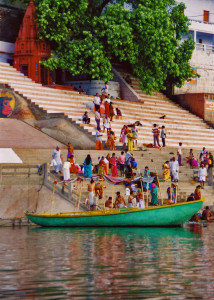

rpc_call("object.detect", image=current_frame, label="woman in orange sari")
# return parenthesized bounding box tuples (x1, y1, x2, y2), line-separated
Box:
(98, 156, 107, 175)
(69, 155, 78, 173)
(109, 131, 116, 150)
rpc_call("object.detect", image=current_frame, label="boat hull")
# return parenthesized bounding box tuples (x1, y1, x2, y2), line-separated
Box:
(25, 200, 204, 227)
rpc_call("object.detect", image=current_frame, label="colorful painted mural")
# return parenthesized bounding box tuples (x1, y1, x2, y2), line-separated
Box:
(0, 92, 15, 118)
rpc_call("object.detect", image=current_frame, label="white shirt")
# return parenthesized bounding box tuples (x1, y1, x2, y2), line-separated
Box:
(104, 84, 109, 93)
(177, 146, 182, 155)
(160, 129, 166, 139)
(104, 158, 108, 164)
(96, 131, 102, 141)
(52, 149, 62, 164)
(170, 160, 179, 172)
(94, 96, 100, 105)
(63, 161, 71, 170)
(104, 118, 110, 128)
(105, 98, 110, 103)
(198, 167, 207, 181)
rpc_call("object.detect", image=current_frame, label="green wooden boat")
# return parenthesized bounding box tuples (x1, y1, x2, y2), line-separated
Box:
(25, 199, 204, 227)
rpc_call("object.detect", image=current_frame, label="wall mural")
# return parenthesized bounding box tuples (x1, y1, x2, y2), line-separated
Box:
(0, 92, 15, 118)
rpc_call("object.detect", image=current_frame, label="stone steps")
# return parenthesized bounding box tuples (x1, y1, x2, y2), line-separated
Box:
(1, 62, 214, 149)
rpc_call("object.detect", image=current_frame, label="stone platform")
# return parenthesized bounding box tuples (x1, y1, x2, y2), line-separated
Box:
(0, 119, 66, 149)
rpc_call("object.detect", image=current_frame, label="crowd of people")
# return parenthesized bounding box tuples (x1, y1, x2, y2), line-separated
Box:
(51, 145, 142, 182)
(51, 80, 214, 216)
(50, 140, 214, 221)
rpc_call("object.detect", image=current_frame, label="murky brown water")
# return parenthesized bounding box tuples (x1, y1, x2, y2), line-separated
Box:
(0, 224, 214, 299)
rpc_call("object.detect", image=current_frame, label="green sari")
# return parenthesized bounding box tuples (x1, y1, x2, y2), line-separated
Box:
(151, 185, 158, 205)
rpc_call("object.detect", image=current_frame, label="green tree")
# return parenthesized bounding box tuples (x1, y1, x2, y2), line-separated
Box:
(15, 0, 196, 93)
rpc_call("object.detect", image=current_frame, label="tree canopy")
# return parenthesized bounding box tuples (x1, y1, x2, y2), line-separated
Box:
(17, 0, 195, 93)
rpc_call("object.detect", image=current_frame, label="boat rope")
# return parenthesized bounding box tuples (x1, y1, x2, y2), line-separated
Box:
(50, 183, 56, 215)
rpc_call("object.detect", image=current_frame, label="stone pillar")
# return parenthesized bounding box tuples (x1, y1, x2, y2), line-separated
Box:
(194, 30, 197, 43)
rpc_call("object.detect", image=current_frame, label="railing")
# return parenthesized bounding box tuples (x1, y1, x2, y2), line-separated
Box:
(0, 164, 42, 182)
(44, 163, 89, 211)
(189, 18, 214, 26)
(196, 43, 214, 53)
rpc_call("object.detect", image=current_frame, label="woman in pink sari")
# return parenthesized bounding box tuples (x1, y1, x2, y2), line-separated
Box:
(121, 125, 128, 149)
(109, 153, 118, 177)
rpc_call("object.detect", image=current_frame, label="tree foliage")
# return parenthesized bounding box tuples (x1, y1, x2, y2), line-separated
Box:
(16, 0, 195, 93)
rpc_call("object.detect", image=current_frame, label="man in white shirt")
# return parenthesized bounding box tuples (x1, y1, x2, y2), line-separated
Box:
(52, 146, 63, 174)
(63, 160, 71, 181)
(93, 93, 100, 111)
(95, 129, 103, 150)
(198, 163, 207, 189)
(170, 157, 179, 182)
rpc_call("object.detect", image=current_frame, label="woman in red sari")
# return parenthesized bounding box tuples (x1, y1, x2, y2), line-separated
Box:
(104, 100, 110, 118)
(109, 102, 115, 121)
(109, 153, 118, 177)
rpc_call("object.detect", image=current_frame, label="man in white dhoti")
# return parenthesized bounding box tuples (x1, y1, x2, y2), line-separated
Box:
(170, 157, 179, 182)
(198, 163, 207, 189)
(63, 160, 71, 181)
(88, 178, 96, 210)
(52, 146, 63, 174)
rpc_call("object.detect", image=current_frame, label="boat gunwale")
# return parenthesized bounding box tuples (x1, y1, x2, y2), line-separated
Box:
(25, 199, 205, 219)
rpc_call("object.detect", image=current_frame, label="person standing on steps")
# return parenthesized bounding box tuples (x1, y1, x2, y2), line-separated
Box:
(132, 124, 138, 148)
(160, 125, 166, 147)
(95, 109, 101, 130)
(170, 157, 179, 182)
(93, 93, 100, 111)
(198, 163, 207, 189)
(88, 178, 96, 210)
(102, 82, 109, 96)
(67, 142, 74, 159)
(118, 151, 126, 177)
(194, 185, 201, 200)
(177, 142, 183, 166)
(84, 154, 93, 178)
(95, 129, 103, 150)
(104, 97, 110, 119)
(127, 129, 134, 151)
(208, 152, 213, 186)
(52, 146, 63, 174)
(152, 124, 160, 147)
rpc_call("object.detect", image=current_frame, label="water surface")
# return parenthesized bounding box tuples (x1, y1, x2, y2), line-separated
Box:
(0, 225, 214, 299)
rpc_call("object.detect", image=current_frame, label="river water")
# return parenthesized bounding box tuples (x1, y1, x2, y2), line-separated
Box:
(0, 224, 214, 299)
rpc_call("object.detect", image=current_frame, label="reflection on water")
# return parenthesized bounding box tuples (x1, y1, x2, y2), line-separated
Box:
(0, 225, 214, 299)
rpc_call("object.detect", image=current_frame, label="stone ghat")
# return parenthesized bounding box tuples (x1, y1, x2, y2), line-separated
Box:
(1, 62, 214, 149)
(11, 148, 214, 208)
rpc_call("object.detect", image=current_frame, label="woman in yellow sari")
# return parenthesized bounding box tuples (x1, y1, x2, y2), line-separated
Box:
(163, 161, 171, 181)
(127, 130, 133, 151)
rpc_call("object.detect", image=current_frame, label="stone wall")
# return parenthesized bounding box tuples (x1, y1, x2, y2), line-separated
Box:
(65, 80, 120, 98)
(0, 185, 75, 219)
(0, 85, 96, 149)
(174, 50, 214, 94)
(175, 93, 205, 119)
(35, 118, 96, 150)
(112, 68, 140, 102)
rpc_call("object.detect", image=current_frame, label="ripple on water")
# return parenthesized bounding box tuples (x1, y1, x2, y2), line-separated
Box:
(0, 225, 214, 298)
